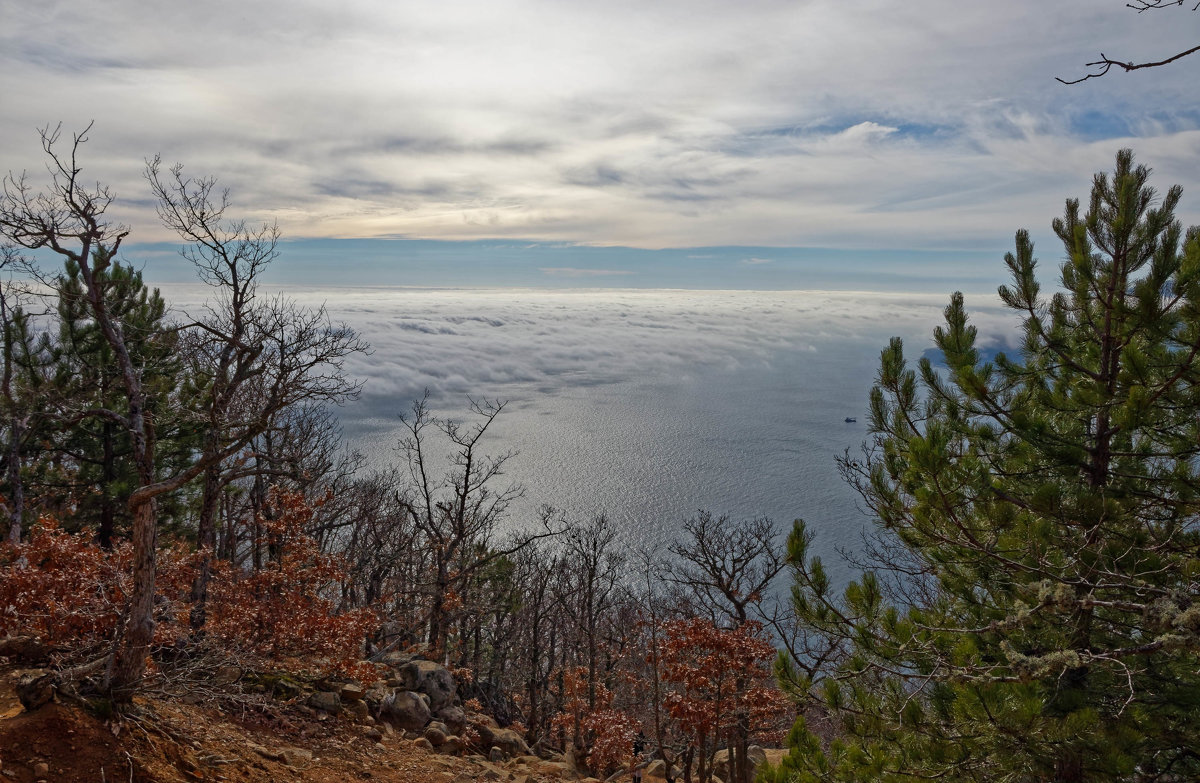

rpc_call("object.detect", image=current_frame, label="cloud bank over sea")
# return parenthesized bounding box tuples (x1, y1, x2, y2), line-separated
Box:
(161, 286, 1019, 411)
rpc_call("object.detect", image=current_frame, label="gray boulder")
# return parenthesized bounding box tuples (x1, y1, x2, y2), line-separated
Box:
(435, 705, 466, 735)
(424, 725, 447, 746)
(397, 659, 457, 713)
(468, 718, 495, 752)
(379, 690, 432, 731)
(712, 745, 768, 781)
(307, 690, 342, 714)
(491, 727, 530, 758)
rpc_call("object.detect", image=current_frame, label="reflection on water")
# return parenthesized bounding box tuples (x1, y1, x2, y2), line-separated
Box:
(161, 285, 1008, 586)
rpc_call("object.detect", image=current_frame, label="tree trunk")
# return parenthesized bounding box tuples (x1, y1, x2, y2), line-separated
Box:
(98, 418, 116, 549)
(5, 414, 22, 546)
(107, 495, 157, 696)
(188, 461, 222, 630)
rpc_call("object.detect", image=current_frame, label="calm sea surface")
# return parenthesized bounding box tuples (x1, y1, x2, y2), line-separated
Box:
(163, 285, 1010, 585)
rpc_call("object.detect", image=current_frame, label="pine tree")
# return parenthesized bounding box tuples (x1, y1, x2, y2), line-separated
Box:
(774, 150, 1200, 781)
(51, 258, 191, 547)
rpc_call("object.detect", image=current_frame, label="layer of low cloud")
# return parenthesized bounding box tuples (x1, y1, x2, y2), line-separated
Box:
(159, 284, 1016, 408)
(3, 1, 1198, 254)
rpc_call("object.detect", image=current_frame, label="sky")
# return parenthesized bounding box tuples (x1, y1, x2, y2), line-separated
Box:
(3, 0, 1199, 289)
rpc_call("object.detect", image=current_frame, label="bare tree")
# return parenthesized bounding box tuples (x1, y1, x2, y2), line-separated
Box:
(558, 513, 624, 712)
(396, 394, 558, 656)
(1059, 1, 1199, 83)
(145, 157, 368, 631)
(666, 512, 784, 626)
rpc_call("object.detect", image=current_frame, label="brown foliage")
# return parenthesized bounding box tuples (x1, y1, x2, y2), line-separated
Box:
(0, 491, 376, 680)
(206, 490, 377, 678)
(658, 618, 789, 752)
(0, 518, 130, 653)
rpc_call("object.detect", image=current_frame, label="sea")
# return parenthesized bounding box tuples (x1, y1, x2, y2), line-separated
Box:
(162, 285, 1016, 588)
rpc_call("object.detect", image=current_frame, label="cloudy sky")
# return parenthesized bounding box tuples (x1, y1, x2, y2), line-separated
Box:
(3, 0, 1199, 288)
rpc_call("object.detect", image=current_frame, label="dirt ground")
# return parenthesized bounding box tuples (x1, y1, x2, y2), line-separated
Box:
(0, 666, 595, 783)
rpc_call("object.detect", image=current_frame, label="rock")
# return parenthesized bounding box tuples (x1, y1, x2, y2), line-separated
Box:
(341, 683, 366, 702)
(646, 759, 667, 777)
(307, 690, 342, 714)
(441, 735, 464, 754)
(397, 659, 457, 712)
(16, 672, 55, 711)
(469, 719, 495, 751)
(365, 727, 384, 742)
(379, 690, 431, 731)
(364, 682, 390, 707)
(33, 762, 49, 778)
(491, 727, 530, 758)
(278, 747, 313, 768)
(414, 737, 434, 751)
(347, 700, 370, 720)
(536, 761, 576, 778)
(250, 744, 313, 768)
(424, 725, 447, 746)
(436, 705, 466, 735)
(489, 746, 505, 763)
(212, 666, 242, 686)
(711, 746, 768, 781)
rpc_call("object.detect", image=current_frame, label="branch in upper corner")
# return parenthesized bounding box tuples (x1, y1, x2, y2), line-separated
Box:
(1057, 43, 1200, 84)
(1126, 1, 1200, 12)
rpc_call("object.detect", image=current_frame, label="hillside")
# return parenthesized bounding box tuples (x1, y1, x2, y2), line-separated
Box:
(0, 660, 610, 783)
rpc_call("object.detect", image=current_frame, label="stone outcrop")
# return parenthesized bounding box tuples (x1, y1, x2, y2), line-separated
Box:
(396, 659, 456, 712)
(436, 704, 467, 735)
(490, 727, 530, 758)
(306, 690, 341, 714)
(379, 690, 432, 731)
(711, 745, 779, 782)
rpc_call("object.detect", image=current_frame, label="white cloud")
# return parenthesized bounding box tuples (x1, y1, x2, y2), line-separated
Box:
(2, 1, 1198, 251)
(159, 284, 1001, 405)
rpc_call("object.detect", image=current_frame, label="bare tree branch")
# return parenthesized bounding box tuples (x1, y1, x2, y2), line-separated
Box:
(1058, 44, 1200, 84)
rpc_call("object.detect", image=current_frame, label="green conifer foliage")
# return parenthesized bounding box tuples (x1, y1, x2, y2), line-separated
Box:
(51, 258, 193, 546)
(773, 151, 1200, 782)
